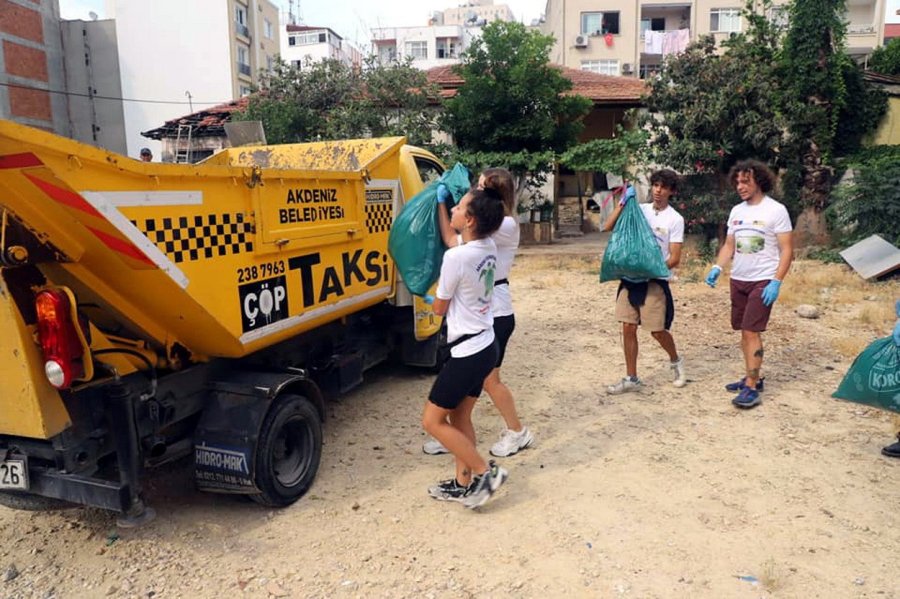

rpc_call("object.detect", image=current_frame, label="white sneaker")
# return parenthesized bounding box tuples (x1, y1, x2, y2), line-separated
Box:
(607, 376, 642, 395)
(422, 438, 448, 455)
(489, 427, 534, 457)
(670, 357, 687, 388)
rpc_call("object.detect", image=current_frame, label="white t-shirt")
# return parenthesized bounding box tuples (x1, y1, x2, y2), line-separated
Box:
(491, 216, 519, 317)
(436, 237, 497, 357)
(726, 196, 793, 282)
(640, 203, 684, 280)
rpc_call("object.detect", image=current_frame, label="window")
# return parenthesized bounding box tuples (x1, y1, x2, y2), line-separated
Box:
(581, 11, 619, 35)
(639, 63, 662, 79)
(581, 59, 619, 76)
(414, 157, 444, 185)
(264, 19, 273, 39)
(436, 38, 457, 59)
(405, 40, 427, 60)
(240, 85, 252, 97)
(237, 45, 249, 65)
(640, 17, 666, 37)
(291, 32, 326, 46)
(234, 5, 250, 38)
(266, 55, 274, 72)
(710, 8, 741, 33)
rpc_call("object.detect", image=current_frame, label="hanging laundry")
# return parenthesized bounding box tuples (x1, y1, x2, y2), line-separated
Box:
(662, 29, 691, 56)
(644, 30, 664, 54)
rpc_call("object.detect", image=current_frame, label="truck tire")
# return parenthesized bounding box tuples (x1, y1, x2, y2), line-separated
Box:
(0, 491, 74, 512)
(250, 394, 322, 507)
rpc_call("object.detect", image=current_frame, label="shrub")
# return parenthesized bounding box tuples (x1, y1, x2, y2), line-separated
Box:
(829, 153, 900, 246)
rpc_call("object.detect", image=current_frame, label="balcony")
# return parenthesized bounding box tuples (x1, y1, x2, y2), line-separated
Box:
(236, 22, 250, 39)
(237, 62, 252, 77)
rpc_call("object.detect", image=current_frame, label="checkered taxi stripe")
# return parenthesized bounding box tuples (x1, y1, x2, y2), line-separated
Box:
(131, 213, 253, 263)
(365, 202, 393, 234)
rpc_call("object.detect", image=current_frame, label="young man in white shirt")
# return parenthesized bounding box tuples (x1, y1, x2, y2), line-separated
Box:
(602, 169, 687, 394)
(706, 160, 794, 409)
(423, 187, 509, 509)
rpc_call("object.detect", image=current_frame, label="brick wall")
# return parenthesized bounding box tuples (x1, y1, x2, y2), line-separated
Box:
(3, 40, 48, 81)
(0, 0, 44, 44)
(0, 0, 54, 126)
(8, 84, 51, 120)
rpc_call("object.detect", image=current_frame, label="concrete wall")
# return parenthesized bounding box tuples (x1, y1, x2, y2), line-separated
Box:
(873, 94, 900, 145)
(0, 0, 67, 134)
(60, 19, 127, 154)
(106, 0, 235, 160)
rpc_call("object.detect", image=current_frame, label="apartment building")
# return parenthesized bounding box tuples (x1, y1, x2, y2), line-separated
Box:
(371, 0, 515, 69)
(105, 0, 280, 159)
(60, 18, 127, 154)
(542, 0, 887, 78)
(442, 0, 514, 25)
(282, 25, 363, 69)
(0, 0, 68, 134)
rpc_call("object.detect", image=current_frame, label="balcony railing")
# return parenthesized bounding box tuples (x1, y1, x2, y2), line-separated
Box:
(236, 22, 250, 38)
(847, 24, 875, 35)
(237, 62, 252, 76)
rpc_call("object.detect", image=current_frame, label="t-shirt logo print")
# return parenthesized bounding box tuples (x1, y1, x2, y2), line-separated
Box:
(479, 263, 496, 296)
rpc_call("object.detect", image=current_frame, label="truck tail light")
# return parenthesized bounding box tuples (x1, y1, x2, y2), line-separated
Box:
(34, 288, 86, 389)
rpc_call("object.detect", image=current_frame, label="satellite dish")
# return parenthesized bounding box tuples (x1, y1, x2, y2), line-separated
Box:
(88, 11, 98, 20)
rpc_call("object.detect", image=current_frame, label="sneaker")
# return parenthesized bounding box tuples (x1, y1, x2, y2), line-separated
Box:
(724, 377, 765, 392)
(462, 460, 508, 510)
(422, 438, 448, 455)
(732, 386, 762, 409)
(427, 478, 468, 502)
(607, 376, 642, 395)
(490, 427, 534, 457)
(670, 357, 687, 388)
(882, 438, 900, 458)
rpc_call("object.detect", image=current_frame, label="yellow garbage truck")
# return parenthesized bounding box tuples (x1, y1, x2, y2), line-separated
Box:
(0, 120, 446, 523)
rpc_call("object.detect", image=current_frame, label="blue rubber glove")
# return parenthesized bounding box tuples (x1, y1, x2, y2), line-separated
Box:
(893, 300, 900, 346)
(422, 294, 435, 305)
(705, 265, 721, 288)
(618, 184, 636, 207)
(436, 184, 450, 204)
(761, 279, 781, 306)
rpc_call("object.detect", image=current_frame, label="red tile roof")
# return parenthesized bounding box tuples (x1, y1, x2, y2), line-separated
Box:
(143, 63, 646, 140)
(141, 97, 250, 140)
(425, 64, 647, 104)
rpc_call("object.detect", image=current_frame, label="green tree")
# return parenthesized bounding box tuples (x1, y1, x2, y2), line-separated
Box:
(638, 0, 785, 239)
(233, 57, 440, 147)
(440, 21, 592, 196)
(869, 37, 900, 76)
(778, 0, 850, 212)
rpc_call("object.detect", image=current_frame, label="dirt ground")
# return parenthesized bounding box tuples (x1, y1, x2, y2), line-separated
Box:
(1, 233, 898, 599)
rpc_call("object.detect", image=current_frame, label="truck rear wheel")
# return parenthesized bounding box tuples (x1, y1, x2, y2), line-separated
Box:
(250, 394, 322, 507)
(0, 491, 74, 512)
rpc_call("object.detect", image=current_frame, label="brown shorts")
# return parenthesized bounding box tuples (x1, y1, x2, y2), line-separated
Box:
(615, 281, 667, 332)
(730, 279, 773, 332)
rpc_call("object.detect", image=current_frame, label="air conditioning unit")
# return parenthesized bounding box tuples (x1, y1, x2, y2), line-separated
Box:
(622, 62, 634, 74)
(574, 34, 588, 48)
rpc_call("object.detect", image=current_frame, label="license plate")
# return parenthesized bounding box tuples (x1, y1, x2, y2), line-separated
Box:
(0, 458, 28, 490)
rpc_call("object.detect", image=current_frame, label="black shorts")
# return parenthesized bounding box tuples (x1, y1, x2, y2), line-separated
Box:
(428, 341, 499, 410)
(493, 314, 515, 367)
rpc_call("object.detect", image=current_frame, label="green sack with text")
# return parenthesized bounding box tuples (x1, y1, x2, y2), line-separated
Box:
(832, 337, 900, 414)
(388, 163, 471, 296)
(599, 196, 670, 282)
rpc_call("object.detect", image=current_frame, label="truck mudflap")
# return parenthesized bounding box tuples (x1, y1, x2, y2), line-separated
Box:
(193, 370, 324, 495)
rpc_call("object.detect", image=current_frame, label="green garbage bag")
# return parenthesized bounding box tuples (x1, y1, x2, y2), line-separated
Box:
(388, 163, 471, 296)
(599, 197, 670, 282)
(832, 337, 900, 414)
